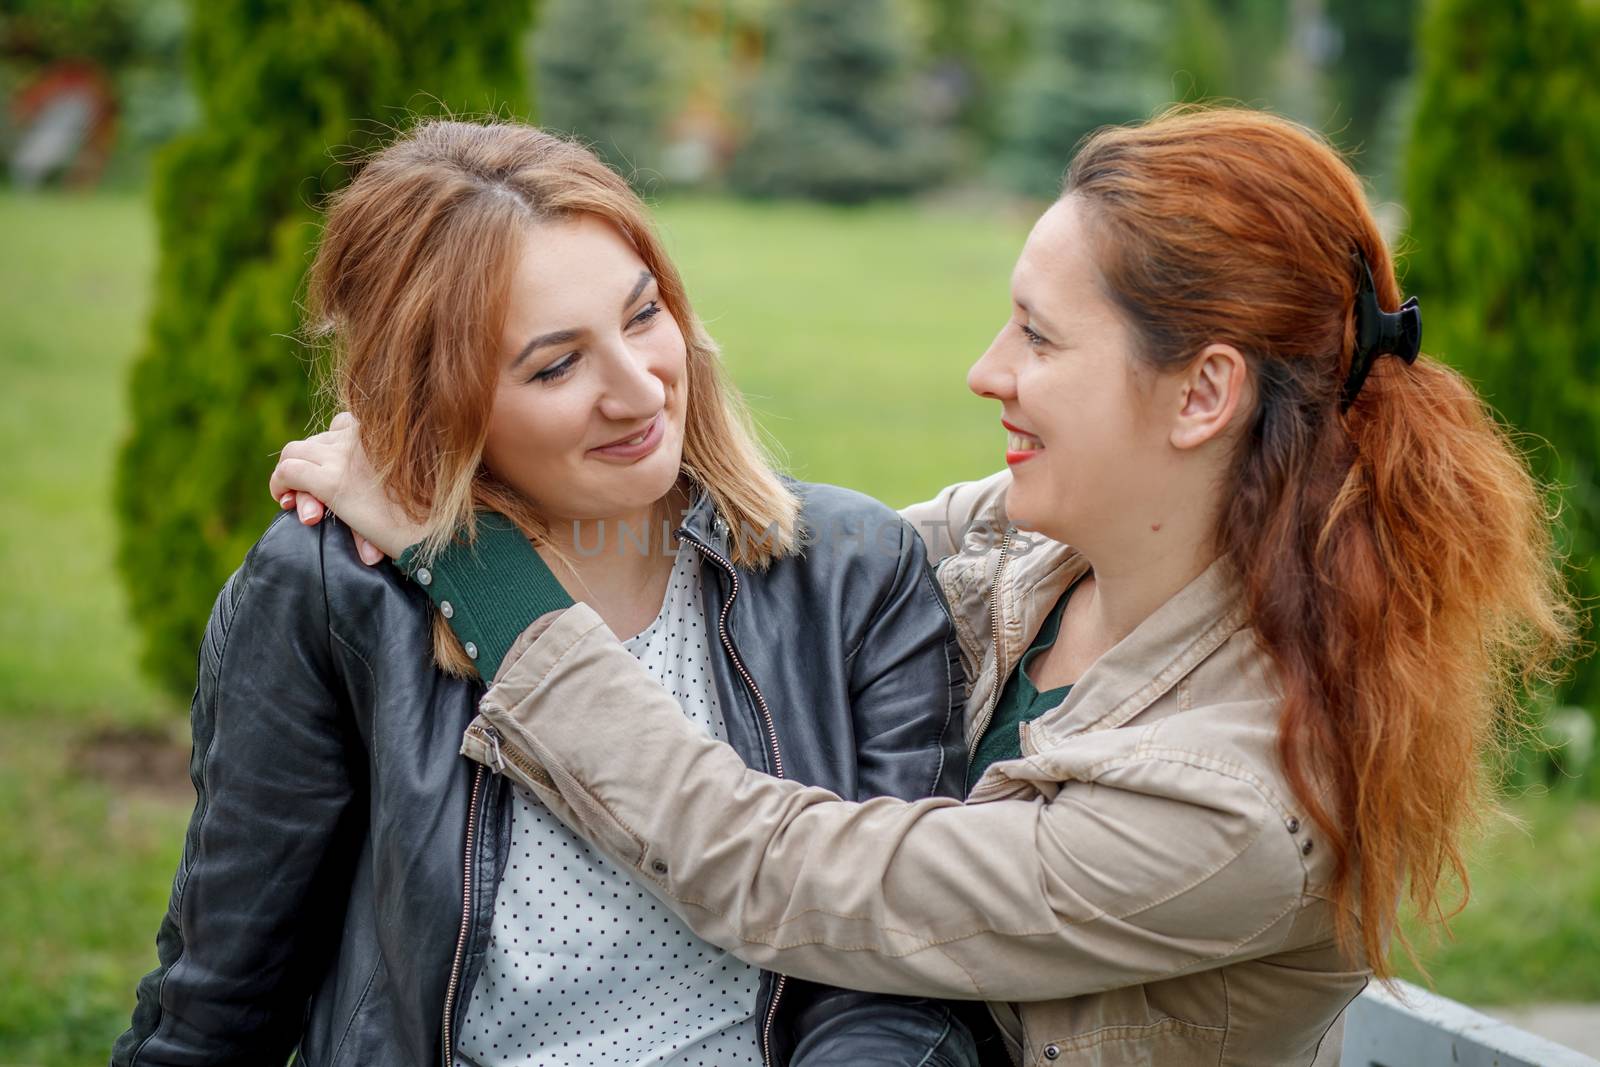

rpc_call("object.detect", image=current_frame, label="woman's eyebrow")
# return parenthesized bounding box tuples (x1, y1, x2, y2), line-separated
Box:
(1016, 298, 1063, 338)
(510, 272, 655, 369)
(622, 269, 653, 309)
(511, 327, 582, 370)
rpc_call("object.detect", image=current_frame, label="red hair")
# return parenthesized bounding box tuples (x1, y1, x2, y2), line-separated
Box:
(1066, 107, 1576, 976)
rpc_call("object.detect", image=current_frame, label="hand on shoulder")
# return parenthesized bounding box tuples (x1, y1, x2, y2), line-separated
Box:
(269, 412, 428, 565)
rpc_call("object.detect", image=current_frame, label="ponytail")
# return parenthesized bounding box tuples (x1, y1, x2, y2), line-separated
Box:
(1067, 106, 1577, 976)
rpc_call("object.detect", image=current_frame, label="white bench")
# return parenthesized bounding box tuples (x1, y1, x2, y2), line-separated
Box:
(1342, 980, 1599, 1067)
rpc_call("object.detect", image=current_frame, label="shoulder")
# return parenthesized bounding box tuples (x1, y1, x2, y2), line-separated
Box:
(785, 478, 926, 580)
(235, 512, 426, 636)
(790, 479, 910, 536)
(737, 480, 942, 632)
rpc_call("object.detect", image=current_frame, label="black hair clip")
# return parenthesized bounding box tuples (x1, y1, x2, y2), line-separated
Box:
(1340, 249, 1422, 412)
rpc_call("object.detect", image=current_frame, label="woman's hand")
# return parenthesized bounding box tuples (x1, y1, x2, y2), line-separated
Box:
(269, 412, 429, 565)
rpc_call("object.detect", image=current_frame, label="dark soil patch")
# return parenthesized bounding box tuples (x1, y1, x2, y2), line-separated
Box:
(71, 724, 192, 801)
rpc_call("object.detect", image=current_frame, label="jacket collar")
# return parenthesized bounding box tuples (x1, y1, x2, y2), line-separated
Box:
(674, 481, 732, 558)
(1028, 551, 1248, 747)
(979, 525, 1248, 748)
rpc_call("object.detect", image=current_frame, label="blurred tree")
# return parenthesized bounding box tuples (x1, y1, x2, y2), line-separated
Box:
(1165, 0, 1235, 104)
(997, 0, 1169, 198)
(1324, 0, 1417, 153)
(1405, 0, 1600, 729)
(115, 0, 531, 699)
(1, 0, 138, 68)
(730, 0, 948, 202)
(914, 0, 1031, 152)
(533, 0, 668, 181)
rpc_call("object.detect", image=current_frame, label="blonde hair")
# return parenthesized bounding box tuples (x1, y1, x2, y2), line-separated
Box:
(307, 119, 800, 674)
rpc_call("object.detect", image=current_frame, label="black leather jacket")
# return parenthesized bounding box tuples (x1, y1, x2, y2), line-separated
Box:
(112, 481, 978, 1067)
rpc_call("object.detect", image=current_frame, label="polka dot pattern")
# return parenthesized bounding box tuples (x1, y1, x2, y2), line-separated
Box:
(456, 546, 762, 1066)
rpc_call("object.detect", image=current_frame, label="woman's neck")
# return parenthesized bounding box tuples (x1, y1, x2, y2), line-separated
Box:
(1061, 494, 1223, 658)
(537, 486, 691, 640)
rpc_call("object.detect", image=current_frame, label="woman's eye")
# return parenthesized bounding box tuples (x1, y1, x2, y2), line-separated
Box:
(1019, 323, 1047, 347)
(630, 301, 663, 328)
(531, 353, 579, 384)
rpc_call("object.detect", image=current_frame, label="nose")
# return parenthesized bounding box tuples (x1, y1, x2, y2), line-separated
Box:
(597, 339, 667, 423)
(967, 324, 1017, 402)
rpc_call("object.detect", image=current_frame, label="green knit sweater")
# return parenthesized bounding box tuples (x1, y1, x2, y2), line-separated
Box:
(396, 514, 574, 678)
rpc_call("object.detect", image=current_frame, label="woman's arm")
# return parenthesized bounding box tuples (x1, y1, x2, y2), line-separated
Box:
(777, 510, 976, 1064)
(112, 516, 361, 1066)
(476, 604, 1307, 1004)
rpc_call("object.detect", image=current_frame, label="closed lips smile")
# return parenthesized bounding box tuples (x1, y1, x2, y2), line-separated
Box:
(589, 412, 666, 461)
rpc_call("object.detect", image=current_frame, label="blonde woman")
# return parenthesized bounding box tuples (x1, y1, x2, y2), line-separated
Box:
(112, 121, 979, 1067)
(279, 109, 1576, 1065)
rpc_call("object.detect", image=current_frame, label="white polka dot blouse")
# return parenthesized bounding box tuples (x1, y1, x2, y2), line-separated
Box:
(454, 545, 763, 1066)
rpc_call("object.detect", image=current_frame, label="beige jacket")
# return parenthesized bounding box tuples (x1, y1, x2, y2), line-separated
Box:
(463, 472, 1369, 1066)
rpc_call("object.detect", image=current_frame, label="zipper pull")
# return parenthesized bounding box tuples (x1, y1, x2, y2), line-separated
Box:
(482, 723, 507, 775)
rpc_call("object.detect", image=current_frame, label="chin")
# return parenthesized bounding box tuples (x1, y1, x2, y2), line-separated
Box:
(615, 443, 684, 508)
(1006, 486, 1072, 545)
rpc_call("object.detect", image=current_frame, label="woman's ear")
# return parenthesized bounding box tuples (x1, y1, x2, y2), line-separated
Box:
(1171, 343, 1251, 451)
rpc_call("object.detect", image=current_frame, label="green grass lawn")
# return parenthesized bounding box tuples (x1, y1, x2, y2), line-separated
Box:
(0, 190, 1593, 1065)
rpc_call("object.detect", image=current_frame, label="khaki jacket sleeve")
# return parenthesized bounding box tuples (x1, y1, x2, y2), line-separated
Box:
(897, 471, 1013, 560)
(479, 604, 1308, 1003)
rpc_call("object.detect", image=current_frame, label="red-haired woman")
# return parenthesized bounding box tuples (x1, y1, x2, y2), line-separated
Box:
(275, 108, 1575, 1065)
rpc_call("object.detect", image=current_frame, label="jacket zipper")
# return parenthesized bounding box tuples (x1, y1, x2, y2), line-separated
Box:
(967, 528, 1027, 1067)
(680, 526, 788, 1066)
(967, 528, 1015, 765)
(439, 762, 485, 1066)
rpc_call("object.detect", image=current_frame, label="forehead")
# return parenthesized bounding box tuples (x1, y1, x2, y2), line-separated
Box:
(1012, 197, 1102, 305)
(504, 213, 647, 321)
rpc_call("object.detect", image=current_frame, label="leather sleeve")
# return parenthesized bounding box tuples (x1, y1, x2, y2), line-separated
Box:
(788, 987, 979, 1067)
(111, 515, 363, 1066)
(783, 516, 977, 1067)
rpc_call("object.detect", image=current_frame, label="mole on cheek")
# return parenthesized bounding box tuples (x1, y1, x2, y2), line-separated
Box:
(1151, 523, 1163, 532)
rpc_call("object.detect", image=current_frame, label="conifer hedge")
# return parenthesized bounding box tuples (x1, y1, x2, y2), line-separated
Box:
(997, 0, 1168, 199)
(1405, 0, 1600, 717)
(730, 0, 947, 202)
(115, 0, 531, 698)
(533, 0, 666, 180)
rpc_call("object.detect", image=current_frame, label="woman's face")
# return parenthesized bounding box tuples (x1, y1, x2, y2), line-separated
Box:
(483, 214, 688, 525)
(967, 197, 1192, 549)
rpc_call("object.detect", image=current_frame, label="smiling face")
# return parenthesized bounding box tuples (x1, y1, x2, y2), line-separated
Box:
(967, 197, 1202, 551)
(482, 213, 688, 526)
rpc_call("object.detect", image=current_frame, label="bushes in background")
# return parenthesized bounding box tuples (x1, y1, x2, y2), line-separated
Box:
(115, 0, 531, 699)
(1405, 0, 1600, 751)
(730, 0, 948, 202)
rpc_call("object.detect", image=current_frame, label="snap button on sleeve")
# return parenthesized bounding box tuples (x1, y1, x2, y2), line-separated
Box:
(1286, 816, 1300, 834)
(651, 859, 669, 875)
(464, 641, 478, 660)
(1043, 1044, 1061, 1060)
(415, 566, 432, 586)
(1301, 838, 1314, 856)
(440, 600, 454, 619)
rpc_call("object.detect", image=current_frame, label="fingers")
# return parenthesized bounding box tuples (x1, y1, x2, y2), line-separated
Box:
(270, 456, 337, 506)
(353, 532, 385, 566)
(274, 488, 326, 525)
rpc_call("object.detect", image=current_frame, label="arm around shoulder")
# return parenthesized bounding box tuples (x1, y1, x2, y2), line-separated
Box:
(477, 624, 1307, 1003)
